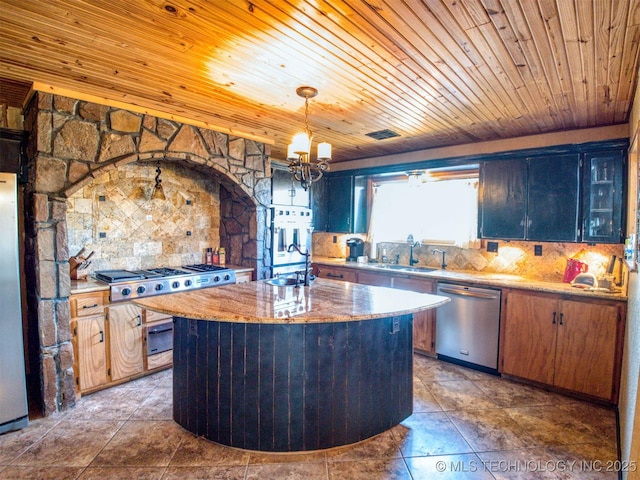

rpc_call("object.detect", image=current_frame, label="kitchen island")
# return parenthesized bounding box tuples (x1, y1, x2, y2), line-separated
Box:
(134, 278, 448, 452)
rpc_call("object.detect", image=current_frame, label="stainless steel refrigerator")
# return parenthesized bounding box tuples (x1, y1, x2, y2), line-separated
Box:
(0, 172, 28, 434)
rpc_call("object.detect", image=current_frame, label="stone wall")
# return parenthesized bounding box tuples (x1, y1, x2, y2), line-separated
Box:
(23, 92, 272, 415)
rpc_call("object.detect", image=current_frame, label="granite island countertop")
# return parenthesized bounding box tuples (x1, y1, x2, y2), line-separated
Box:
(133, 277, 449, 323)
(312, 256, 628, 301)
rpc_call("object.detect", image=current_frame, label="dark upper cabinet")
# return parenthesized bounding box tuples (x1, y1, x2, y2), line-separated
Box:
(0, 129, 27, 182)
(527, 154, 580, 242)
(310, 175, 328, 231)
(312, 174, 367, 234)
(327, 175, 353, 233)
(479, 158, 527, 239)
(480, 147, 625, 243)
(582, 149, 625, 244)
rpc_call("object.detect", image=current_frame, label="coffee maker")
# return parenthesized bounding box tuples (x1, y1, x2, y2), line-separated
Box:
(346, 238, 364, 262)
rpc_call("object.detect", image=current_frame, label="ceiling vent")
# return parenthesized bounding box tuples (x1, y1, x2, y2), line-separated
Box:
(365, 129, 400, 140)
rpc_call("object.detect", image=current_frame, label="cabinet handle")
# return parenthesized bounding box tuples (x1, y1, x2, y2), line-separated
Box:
(137, 315, 142, 327)
(559, 313, 564, 325)
(99, 330, 104, 343)
(83, 303, 98, 309)
(552, 312, 556, 324)
(327, 273, 344, 279)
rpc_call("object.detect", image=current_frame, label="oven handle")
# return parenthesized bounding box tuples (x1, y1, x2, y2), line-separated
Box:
(438, 286, 500, 300)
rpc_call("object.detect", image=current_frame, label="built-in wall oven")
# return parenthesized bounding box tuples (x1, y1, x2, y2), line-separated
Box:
(271, 206, 313, 277)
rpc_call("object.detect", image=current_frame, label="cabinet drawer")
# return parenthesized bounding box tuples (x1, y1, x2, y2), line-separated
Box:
(314, 266, 357, 282)
(147, 350, 173, 370)
(235, 271, 253, 284)
(144, 309, 172, 323)
(71, 292, 108, 318)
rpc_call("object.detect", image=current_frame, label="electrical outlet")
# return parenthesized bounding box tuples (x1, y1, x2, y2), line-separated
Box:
(487, 241, 499, 252)
(534, 245, 543, 256)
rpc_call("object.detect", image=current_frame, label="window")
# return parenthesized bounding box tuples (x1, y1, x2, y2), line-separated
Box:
(368, 168, 479, 251)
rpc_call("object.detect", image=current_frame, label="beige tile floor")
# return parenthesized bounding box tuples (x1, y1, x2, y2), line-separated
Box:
(0, 355, 619, 479)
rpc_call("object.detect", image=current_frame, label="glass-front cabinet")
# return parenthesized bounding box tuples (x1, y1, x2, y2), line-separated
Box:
(582, 150, 625, 244)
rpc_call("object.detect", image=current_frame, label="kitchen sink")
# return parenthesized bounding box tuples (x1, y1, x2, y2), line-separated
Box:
(265, 277, 301, 286)
(369, 264, 439, 273)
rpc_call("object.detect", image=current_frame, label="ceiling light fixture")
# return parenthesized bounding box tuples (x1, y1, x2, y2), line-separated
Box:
(151, 161, 166, 200)
(287, 86, 331, 191)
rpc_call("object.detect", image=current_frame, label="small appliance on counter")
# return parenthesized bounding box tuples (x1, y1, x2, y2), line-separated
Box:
(346, 238, 364, 262)
(570, 272, 598, 289)
(562, 258, 588, 283)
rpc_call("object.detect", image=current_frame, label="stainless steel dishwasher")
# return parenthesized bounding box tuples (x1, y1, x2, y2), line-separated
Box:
(435, 282, 501, 374)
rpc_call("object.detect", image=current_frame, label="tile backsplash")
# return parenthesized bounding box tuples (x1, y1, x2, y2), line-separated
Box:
(313, 232, 626, 284)
(67, 161, 221, 271)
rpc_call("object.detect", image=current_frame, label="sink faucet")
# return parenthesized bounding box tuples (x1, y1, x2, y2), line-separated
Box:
(407, 235, 421, 266)
(432, 248, 447, 269)
(287, 243, 311, 286)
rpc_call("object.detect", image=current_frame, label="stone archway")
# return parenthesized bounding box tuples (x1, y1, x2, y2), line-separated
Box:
(22, 92, 273, 415)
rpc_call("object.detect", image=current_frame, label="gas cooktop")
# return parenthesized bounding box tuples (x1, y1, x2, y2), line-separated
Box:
(95, 264, 236, 302)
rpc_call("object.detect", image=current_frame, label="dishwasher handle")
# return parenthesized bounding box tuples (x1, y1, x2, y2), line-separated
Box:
(438, 286, 500, 300)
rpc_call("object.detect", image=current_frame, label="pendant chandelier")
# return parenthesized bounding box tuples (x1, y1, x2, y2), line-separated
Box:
(287, 86, 331, 191)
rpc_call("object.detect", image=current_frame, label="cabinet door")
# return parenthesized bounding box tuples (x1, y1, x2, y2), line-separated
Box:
(582, 150, 625, 243)
(310, 175, 329, 231)
(502, 291, 557, 384)
(413, 310, 435, 355)
(327, 176, 353, 233)
(479, 159, 527, 239)
(527, 154, 580, 241)
(389, 276, 436, 356)
(75, 314, 108, 391)
(357, 271, 392, 287)
(108, 303, 144, 381)
(554, 300, 618, 400)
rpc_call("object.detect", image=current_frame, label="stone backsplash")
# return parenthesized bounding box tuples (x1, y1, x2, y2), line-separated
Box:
(67, 162, 221, 271)
(313, 232, 626, 283)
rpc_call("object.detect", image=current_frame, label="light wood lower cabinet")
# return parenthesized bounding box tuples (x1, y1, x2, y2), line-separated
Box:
(71, 291, 110, 394)
(72, 314, 108, 392)
(501, 289, 625, 402)
(314, 263, 437, 356)
(107, 303, 144, 381)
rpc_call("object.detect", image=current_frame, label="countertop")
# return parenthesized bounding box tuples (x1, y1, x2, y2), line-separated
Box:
(312, 256, 628, 301)
(133, 278, 449, 323)
(70, 264, 254, 296)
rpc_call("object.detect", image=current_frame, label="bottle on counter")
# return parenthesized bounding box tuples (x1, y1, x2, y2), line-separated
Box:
(205, 247, 213, 265)
(381, 248, 388, 263)
(213, 248, 220, 265)
(218, 247, 226, 266)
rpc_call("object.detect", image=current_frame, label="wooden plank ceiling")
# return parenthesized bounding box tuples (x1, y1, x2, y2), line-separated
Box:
(0, 0, 639, 163)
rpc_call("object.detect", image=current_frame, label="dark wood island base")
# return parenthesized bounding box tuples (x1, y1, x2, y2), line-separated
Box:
(173, 315, 413, 452)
